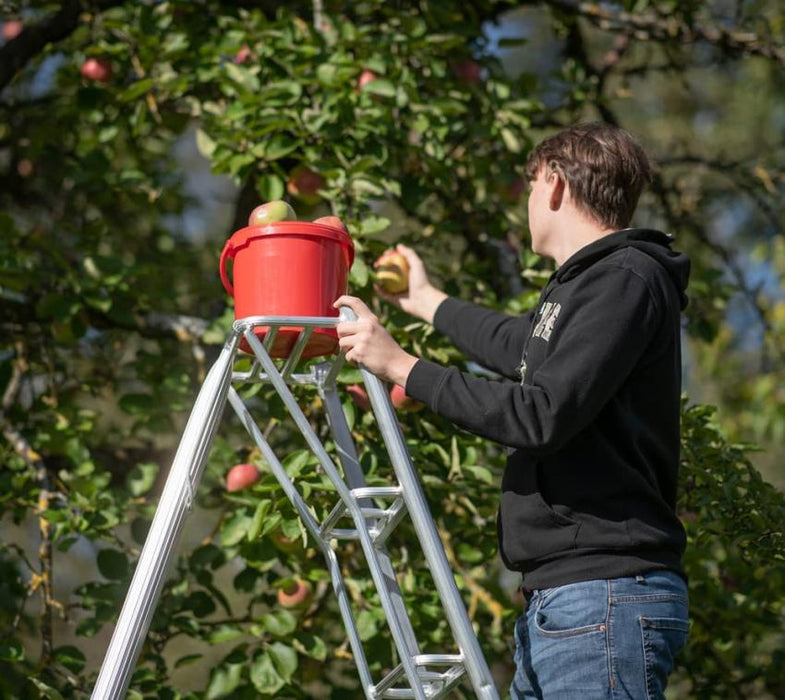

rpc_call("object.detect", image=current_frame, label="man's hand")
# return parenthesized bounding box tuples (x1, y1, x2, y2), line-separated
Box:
(375, 244, 447, 324)
(334, 295, 418, 387)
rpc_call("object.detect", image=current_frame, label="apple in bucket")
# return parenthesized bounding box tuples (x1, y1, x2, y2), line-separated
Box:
(314, 215, 347, 231)
(247, 200, 297, 226)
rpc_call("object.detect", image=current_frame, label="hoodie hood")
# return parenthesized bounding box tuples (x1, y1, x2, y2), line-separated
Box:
(556, 228, 690, 309)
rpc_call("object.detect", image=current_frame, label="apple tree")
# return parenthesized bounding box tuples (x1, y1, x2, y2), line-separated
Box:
(1, 1, 784, 698)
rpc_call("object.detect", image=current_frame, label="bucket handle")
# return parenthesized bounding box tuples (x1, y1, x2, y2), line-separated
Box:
(219, 240, 235, 296)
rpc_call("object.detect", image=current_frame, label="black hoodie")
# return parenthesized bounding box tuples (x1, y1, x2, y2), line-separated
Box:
(405, 229, 690, 589)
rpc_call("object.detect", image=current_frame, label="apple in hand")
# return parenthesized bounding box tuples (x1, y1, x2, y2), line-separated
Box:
(374, 249, 410, 294)
(247, 200, 297, 226)
(226, 463, 261, 492)
(390, 384, 422, 412)
(80, 57, 113, 83)
(346, 383, 370, 411)
(314, 215, 347, 232)
(277, 579, 313, 609)
(286, 165, 325, 205)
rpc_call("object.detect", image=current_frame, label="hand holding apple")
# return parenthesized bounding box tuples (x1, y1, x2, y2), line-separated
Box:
(333, 295, 418, 387)
(375, 250, 410, 294)
(374, 245, 448, 325)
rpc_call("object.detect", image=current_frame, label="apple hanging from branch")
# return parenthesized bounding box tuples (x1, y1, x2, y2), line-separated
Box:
(226, 463, 261, 492)
(390, 384, 423, 412)
(80, 57, 113, 83)
(276, 579, 313, 609)
(286, 165, 325, 206)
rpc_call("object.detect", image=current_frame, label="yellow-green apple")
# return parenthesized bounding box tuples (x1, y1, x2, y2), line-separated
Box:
(277, 579, 313, 609)
(314, 215, 347, 232)
(390, 384, 423, 412)
(286, 165, 325, 205)
(247, 200, 297, 226)
(374, 249, 410, 294)
(226, 463, 261, 492)
(80, 57, 113, 83)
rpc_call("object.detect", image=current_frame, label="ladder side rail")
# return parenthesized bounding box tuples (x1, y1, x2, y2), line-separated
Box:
(360, 364, 500, 700)
(334, 308, 498, 700)
(91, 334, 241, 700)
(320, 383, 422, 660)
(226, 388, 377, 697)
(242, 329, 429, 700)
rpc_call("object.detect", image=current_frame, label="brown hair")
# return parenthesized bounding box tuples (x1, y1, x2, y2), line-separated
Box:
(524, 122, 653, 230)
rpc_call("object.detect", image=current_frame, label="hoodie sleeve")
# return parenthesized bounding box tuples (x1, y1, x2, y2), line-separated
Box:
(433, 297, 535, 380)
(406, 264, 661, 452)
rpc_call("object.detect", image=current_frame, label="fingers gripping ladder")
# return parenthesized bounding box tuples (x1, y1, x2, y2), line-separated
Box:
(92, 310, 500, 700)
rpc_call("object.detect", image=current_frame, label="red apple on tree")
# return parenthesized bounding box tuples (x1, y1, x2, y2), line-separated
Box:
(277, 579, 313, 609)
(346, 383, 370, 411)
(226, 463, 261, 492)
(286, 165, 325, 205)
(390, 384, 423, 412)
(451, 59, 481, 85)
(247, 200, 297, 226)
(234, 44, 252, 64)
(2, 20, 23, 40)
(374, 249, 410, 294)
(356, 69, 377, 91)
(80, 57, 113, 84)
(313, 215, 348, 232)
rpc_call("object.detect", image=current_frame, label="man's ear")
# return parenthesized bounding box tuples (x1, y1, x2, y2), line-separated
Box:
(548, 171, 565, 211)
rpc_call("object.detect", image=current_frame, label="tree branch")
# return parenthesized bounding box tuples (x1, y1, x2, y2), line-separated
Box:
(541, 0, 785, 67)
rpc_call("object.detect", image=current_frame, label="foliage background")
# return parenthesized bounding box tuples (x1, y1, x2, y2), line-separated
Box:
(1, 0, 784, 698)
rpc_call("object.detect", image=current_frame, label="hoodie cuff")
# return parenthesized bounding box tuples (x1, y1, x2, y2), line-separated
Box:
(404, 359, 449, 410)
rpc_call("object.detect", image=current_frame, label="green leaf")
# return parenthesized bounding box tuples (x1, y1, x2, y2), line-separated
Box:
(206, 661, 243, 699)
(0, 638, 24, 662)
(247, 499, 272, 541)
(349, 257, 369, 287)
(225, 62, 260, 92)
(127, 461, 158, 496)
(119, 393, 155, 415)
(221, 510, 253, 547)
(258, 609, 297, 637)
(174, 653, 203, 668)
(97, 549, 128, 581)
(250, 652, 285, 695)
(268, 641, 298, 681)
(256, 173, 284, 202)
(356, 609, 378, 641)
(293, 632, 327, 661)
(29, 679, 64, 700)
(195, 128, 216, 158)
(362, 79, 396, 98)
(54, 644, 86, 673)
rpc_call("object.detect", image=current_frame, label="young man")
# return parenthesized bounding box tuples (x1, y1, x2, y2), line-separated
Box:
(335, 122, 690, 698)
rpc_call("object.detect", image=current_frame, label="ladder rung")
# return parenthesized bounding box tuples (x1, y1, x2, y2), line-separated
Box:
(374, 655, 466, 699)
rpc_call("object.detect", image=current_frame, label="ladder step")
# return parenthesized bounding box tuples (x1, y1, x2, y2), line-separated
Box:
(319, 487, 407, 546)
(374, 654, 466, 699)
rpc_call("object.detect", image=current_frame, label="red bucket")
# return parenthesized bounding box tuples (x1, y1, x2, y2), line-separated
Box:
(219, 221, 354, 358)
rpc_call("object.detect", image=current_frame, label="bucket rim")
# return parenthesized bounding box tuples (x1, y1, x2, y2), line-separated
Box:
(226, 221, 354, 265)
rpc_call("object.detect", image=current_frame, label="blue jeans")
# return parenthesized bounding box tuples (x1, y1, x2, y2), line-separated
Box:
(510, 570, 689, 699)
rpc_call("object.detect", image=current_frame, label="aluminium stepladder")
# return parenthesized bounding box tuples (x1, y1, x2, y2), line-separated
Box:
(91, 310, 500, 700)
